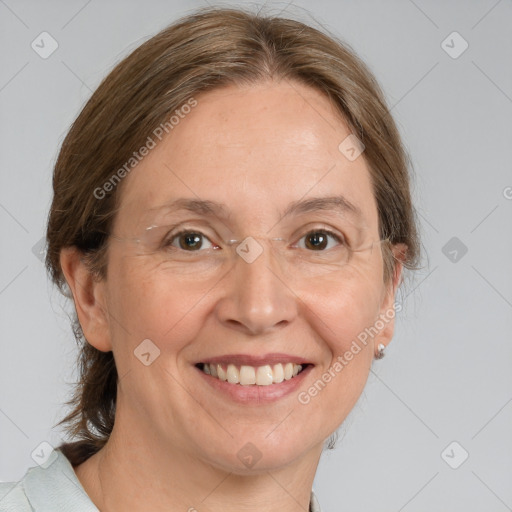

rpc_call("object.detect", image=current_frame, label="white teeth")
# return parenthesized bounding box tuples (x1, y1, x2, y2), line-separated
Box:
(226, 364, 240, 384)
(216, 364, 227, 381)
(201, 362, 305, 385)
(256, 365, 273, 386)
(273, 363, 284, 383)
(240, 365, 256, 385)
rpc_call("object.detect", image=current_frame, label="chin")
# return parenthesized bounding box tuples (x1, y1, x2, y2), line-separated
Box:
(199, 431, 320, 475)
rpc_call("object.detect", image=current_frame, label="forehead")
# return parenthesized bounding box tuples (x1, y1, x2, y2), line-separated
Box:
(116, 81, 378, 231)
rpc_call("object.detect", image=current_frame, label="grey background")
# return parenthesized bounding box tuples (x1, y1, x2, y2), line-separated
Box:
(1, 0, 511, 511)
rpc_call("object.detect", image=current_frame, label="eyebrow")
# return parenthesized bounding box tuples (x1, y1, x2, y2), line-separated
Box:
(152, 198, 229, 216)
(282, 196, 363, 220)
(149, 195, 363, 222)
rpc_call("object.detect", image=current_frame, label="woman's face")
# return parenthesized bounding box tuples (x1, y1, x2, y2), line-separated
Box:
(96, 81, 400, 472)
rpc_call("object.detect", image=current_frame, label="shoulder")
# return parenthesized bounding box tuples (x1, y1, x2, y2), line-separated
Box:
(0, 449, 99, 512)
(0, 480, 31, 511)
(310, 489, 322, 512)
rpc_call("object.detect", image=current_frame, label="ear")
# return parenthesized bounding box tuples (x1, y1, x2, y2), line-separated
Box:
(60, 247, 112, 352)
(374, 243, 407, 352)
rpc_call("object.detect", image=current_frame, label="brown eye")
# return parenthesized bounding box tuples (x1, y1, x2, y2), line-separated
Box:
(305, 232, 328, 250)
(299, 230, 343, 251)
(168, 231, 215, 251)
(178, 232, 203, 250)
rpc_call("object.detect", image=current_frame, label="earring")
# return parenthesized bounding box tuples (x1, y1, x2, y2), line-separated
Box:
(375, 343, 386, 359)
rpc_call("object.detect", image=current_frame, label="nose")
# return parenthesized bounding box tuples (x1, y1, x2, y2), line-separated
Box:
(214, 240, 298, 336)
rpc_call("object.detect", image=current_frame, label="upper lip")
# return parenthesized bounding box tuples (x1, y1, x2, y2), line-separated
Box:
(197, 353, 313, 367)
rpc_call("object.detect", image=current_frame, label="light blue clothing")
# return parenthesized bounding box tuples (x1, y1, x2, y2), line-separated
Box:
(0, 449, 322, 511)
(0, 449, 98, 511)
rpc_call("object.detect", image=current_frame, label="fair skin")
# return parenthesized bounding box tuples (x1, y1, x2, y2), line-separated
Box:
(61, 80, 404, 512)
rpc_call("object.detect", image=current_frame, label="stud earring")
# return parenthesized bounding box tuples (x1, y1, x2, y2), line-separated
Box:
(375, 343, 386, 359)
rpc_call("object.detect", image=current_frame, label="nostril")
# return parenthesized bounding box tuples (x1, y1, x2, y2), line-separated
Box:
(225, 319, 246, 330)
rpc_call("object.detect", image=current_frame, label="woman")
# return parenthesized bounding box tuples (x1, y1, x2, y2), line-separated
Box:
(0, 6, 419, 511)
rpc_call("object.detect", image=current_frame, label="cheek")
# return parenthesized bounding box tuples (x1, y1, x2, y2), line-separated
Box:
(299, 265, 384, 350)
(292, 276, 381, 432)
(105, 257, 219, 364)
(297, 269, 382, 389)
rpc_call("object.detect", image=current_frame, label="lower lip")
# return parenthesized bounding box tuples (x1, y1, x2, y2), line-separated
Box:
(195, 365, 314, 404)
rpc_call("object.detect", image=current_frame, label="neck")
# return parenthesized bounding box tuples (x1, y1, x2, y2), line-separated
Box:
(73, 408, 323, 512)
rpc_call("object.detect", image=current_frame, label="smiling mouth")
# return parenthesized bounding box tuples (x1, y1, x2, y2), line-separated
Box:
(195, 362, 311, 386)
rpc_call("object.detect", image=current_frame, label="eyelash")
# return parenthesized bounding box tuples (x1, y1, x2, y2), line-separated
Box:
(163, 230, 219, 250)
(296, 228, 345, 249)
(163, 227, 346, 251)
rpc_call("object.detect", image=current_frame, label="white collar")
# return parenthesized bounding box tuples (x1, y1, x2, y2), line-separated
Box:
(23, 449, 99, 511)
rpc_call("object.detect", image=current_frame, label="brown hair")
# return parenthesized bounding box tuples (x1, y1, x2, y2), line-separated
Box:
(46, 6, 420, 466)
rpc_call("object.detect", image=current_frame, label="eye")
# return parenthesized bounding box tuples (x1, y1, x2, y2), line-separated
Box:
(297, 229, 344, 251)
(167, 230, 216, 251)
